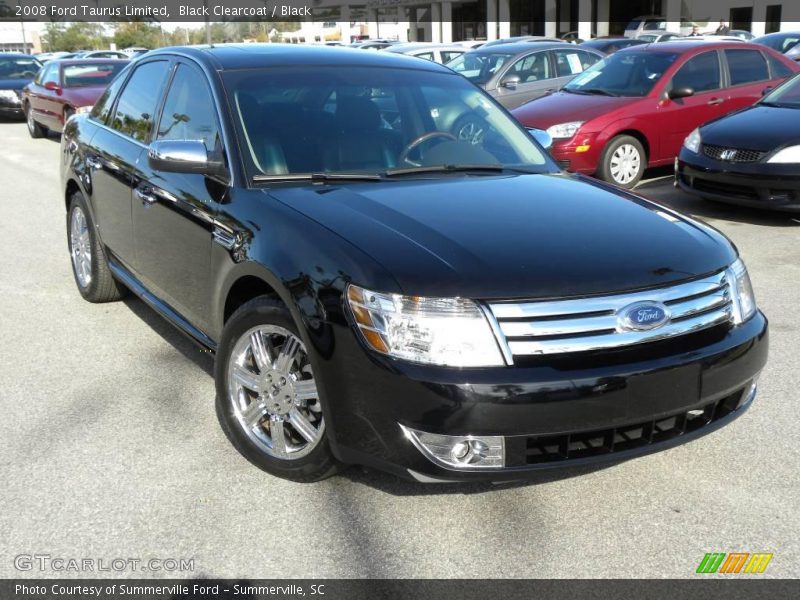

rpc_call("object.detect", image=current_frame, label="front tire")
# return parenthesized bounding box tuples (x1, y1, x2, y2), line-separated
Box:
(215, 297, 337, 482)
(26, 103, 46, 138)
(67, 192, 126, 302)
(598, 135, 645, 188)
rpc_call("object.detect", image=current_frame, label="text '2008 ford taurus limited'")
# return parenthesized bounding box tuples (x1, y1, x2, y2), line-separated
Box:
(60, 45, 767, 482)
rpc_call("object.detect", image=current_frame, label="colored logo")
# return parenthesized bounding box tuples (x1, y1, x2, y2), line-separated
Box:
(696, 552, 773, 574)
(618, 301, 670, 331)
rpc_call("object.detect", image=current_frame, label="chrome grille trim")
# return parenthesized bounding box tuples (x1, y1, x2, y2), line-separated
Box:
(487, 271, 733, 356)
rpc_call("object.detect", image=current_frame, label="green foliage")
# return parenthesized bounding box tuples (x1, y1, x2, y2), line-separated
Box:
(42, 22, 107, 52)
(113, 22, 164, 50)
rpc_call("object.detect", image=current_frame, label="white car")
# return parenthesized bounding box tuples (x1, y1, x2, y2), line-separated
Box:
(624, 16, 697, 38)
(383, 43, 466, 65)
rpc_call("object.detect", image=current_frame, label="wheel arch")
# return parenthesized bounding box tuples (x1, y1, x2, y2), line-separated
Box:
(607, 129, 650, 163)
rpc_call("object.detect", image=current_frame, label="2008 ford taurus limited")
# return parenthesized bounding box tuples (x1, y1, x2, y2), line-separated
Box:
(60, 45, 767, 482)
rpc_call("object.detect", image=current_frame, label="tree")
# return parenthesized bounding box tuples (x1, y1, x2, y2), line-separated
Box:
(41, 22, 108, 52)
(113, 22, 163, 50)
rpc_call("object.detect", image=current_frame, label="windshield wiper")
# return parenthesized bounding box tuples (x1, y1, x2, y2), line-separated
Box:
(253, 172, 383, 183)
(576, 88, 619, 96)
(384, 164, 507, 177)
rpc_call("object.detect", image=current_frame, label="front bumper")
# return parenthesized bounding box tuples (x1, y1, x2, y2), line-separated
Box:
(0, 102, 23, 118)
(550, 132, 603, 174)
(320, 312, 768, 482)
(677, 150, 800, 212)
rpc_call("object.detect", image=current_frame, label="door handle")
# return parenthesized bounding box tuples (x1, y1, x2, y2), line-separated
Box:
(85, 156, 102, 170)
(134, 186, 157, 206)
(707, 98, 724, 105)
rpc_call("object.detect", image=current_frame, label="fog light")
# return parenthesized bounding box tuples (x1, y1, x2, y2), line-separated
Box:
(400, 425, 505, 470)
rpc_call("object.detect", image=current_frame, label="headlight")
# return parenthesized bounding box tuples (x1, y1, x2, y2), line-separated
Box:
(727, 258, 756, 324)
(74, 106, 93, 115)
(0, 89, 20, 103)
(767, 145, 800, 163)
(346, 285, 505, 367)
(546, 121, 584, 139)
(683, 127, 702, 153)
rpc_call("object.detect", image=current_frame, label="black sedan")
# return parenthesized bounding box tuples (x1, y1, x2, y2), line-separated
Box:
(61, 45, 766, 482)
(0, 53, 42, 118)
(677, 73, 800, 212)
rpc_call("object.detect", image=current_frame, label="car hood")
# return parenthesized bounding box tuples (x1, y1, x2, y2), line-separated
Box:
(700, 105, 800, 151)
(511, 91, 638, 128)
(60, 85, 107, 107)
(269, 173, 735, 299)
(0, 78, 30, 91)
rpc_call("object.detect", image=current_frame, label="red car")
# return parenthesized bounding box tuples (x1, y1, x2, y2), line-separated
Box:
(512, 41, 800, 187)
(23, 59, 128, 138)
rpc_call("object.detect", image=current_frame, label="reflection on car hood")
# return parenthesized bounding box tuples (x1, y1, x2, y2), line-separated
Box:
(511, 91, 636, 128)
(270, 173, 734, 299)
(701, 105, 800, 151)
(0, 78, 31, 91)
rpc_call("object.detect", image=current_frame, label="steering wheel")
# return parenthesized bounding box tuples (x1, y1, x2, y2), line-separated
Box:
(21, 70, 37, 78)
(399, 131, 457, 166)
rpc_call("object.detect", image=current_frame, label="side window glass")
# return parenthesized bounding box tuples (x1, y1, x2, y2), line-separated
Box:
(765, 53, 792, 79)
(509, 52, 550, 83)
(156, 63, 220, 150)
(553, 49, 600, 77)
(415, 52, 435, 62)
(42, 64, 59, 86)
(109, 60, 170, 143)
(441, 51, 463, 64)
(671, 52, 721, 93)
(725, 49, 769, 86)
(91, 71, 128, 124)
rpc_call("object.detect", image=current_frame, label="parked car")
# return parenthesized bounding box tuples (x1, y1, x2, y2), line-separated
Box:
(71, 51, 129, 60)
(384, 42, 465, 64)
(348, 39, 399, 50)
(677, 73, 800, 212)
(481, 36, 564, 48)
(624, 16, 696, 38)
(580, 37, 648, 55)
(121, 47, 150, 57)
(753, 31, 800, 61)
(727, 30, 756, 41)
(0, 53, 42, 119)
(34, 51, 71, 63)
(60, 45, 767, 482)
(560, 31, 586, 44)
(446, 42, 603, 109)
(454, 40, 486, 49)
(636, 32, 682, 43)
(512, 41, 800, 187)
(23, 59, 129, 136)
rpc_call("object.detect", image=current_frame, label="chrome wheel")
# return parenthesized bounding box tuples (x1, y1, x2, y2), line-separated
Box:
(609, 143, 641, 185)
(26, 105, 35, 133)
(69, 206, 92, 288)
(226, 325, 323, 460)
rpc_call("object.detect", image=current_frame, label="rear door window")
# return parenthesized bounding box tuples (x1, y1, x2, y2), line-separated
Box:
(552, 49, 601, 77)
(671, 51, 722, 93)
(765, 53, 793, 79)
(725, 49, 770, 86)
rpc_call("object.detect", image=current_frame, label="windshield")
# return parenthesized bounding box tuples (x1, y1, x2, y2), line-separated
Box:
(762, 73, 800, 107)
(0, 57, 41, 80)
(445, 52, 515, 84)
(63, 63, 126, 88)
(564, 50, 678, 97)
(223, 66, 551, 180)
(755, 34, 800, 53)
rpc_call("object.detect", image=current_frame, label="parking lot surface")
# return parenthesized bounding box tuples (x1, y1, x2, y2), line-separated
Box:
(1, 121, 798, 578)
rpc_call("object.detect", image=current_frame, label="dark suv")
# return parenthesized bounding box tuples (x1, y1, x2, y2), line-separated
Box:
(60, 45, 767, 482)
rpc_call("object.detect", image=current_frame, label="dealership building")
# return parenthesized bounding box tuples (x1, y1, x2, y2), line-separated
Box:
(312, 0, 800, 43)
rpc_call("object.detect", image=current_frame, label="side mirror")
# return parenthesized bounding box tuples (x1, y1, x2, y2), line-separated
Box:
(148, 140, 226, 179)
(500, 74, 521, 89)
(668, 86, 694, 100)
(761, 86, 773, 97)
(44, 81, 62, 94)
(527, 127, 553, 151)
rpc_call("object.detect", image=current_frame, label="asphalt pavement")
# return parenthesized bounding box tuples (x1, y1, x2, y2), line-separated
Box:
(1, 120, 798, 579)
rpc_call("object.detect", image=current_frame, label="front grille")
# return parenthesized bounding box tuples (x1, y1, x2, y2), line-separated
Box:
(487, 270, 732, 357)
(693, 178, 758, 200)
(703, 144, 765, 163)
(523, 387, 748, 464)
(557, 159, 571, 169)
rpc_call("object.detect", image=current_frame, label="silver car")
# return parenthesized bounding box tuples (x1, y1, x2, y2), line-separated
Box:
(446, 42, 603, 109)
(383, 43, 466, 65)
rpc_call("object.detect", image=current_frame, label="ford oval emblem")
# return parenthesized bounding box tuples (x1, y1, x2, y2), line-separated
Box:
(618, 301, 671, 332)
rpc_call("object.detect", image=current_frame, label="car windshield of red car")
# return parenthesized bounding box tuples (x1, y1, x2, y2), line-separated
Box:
(564, 50, 679, 97)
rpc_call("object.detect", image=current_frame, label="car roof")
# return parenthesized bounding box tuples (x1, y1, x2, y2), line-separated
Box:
(623, 40, 759, 53)
(471, 41, 574, 54)
(144, 44, 451, 73)
(56, 59, 131, 66)
(384, 42, 464, 53)
(0, 52, 36, 58)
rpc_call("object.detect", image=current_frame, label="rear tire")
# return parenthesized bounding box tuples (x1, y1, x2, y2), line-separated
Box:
(215, 297, 338, 482)
(26, 103, 45, 139)
(67, 191, 127, 303)
(598, 135, 645, 188)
